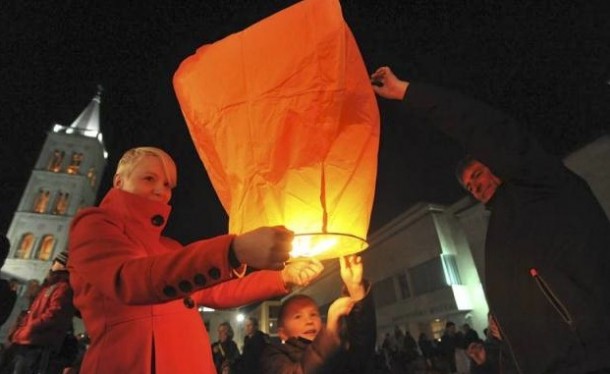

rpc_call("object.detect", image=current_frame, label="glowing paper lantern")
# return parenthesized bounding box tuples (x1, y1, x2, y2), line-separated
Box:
(173, 0, 379, 260)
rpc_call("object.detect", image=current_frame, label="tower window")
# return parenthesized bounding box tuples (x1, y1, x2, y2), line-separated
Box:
(15, 233, 36, 259)
(47, 149, 65, 172)
(66, 152, 84, 175)
(87, 167, 97, 187)
(52, 192, 70, 215)
(33, 189, 51, 213)
(36, 234, 56, 261)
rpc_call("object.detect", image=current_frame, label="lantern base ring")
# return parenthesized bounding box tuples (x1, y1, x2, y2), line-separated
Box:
(290, 232, 368, 260)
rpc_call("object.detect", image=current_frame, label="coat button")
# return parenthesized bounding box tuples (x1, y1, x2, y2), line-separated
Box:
(162, 285, 177, 297)
(183, 297, 195, 309)
(151, 215, 165, 226)
(179, 280, 193, 293)
(193, 273, 206, 286)
(208, 267, 221, 280)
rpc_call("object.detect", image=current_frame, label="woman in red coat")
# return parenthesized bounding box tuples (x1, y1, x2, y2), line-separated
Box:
(68, 147, 323, 373)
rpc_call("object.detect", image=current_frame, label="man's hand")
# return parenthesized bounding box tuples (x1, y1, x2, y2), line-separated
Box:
(281, 258, 324, 288)
(340, 255, 365, 301)
(232, 226, 293, 270)
(467, 342, 486, 366)
(326, 296, 355, 339)
(370, 66, 409, 100)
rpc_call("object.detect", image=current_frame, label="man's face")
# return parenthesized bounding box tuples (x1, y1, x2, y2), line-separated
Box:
(218, 325, 229, 342)
(51, 260, 66, 272)
(114, 155, 173, 204)
(278, 298, 322, 342)
(461, 160, 502, 203)
(245, 320, 255, 336)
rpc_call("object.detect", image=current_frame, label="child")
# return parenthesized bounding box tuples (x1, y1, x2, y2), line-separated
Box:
(69, 147, 323, 373)
(261, 255, 376, 373)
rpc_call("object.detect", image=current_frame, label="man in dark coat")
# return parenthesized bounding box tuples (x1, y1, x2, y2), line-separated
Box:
(234, 317, 269, 374)
(372, 66, 610, 373)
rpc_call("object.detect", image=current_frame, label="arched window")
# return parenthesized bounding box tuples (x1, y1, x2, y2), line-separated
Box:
(52, 192, 70, 215)
(14, 233, 36, 259)
(33, 189, 51, 213)
(47, 149, 65, 172)
(66, 152, 84, 175)
(37, 235, 56, 261)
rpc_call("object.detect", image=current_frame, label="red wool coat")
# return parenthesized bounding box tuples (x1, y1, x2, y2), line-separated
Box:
(69, 188, 288, 373)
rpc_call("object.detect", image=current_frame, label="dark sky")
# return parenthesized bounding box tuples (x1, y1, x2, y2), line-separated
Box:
(1, 1, 608, 243)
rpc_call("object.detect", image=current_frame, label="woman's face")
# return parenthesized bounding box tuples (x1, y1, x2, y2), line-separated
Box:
(114, 155, 173, 204)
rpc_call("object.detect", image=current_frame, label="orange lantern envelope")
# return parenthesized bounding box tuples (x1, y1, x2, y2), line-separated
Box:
(173, 0, 379, 260)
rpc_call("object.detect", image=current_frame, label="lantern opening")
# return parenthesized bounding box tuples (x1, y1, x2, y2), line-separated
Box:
(291, 232, 368, 260)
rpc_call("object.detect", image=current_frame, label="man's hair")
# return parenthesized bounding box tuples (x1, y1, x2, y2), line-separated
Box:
(278, 294, 317, 327)
(455, 155, 478, 188)
(446, 321, 456, 328)
(115, 147, 177, 188)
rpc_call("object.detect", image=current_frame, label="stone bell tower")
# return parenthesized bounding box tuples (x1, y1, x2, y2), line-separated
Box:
(2, 86, 107, 282)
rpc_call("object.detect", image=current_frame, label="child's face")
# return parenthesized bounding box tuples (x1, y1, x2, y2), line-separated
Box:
(279, 298, 322, 342)
(115, 155, 173, 204)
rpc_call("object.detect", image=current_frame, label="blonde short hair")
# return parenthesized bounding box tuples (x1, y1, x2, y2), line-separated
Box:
(115, 147, 177, 188)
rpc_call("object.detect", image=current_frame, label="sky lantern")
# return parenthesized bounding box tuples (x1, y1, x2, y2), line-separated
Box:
(173, 0, 379, 260)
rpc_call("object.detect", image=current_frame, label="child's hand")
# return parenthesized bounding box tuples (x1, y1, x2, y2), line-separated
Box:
(281, 258, 324, 288)
(326, 296, 355, 339)
(340, 255, 365, 301)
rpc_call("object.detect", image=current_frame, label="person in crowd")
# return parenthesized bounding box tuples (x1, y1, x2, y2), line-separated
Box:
(371, 66, 610, 373)
(212, 322, 240, 374)
(439, 322, 458, 373)
(0, 235, 17, 328)
(233, 317, 269, 374)
(417, 332, 436, 370)
(68, 146, 324, 373)
(6, 251, 74, 374)
(260, 255, 376, 373)
(461, 323, 479, 347)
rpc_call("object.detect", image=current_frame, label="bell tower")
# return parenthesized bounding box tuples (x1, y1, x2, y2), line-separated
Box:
(3, 86, 107, 282)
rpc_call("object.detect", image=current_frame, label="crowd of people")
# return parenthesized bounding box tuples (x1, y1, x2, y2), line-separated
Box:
(0, 60, 608, 373)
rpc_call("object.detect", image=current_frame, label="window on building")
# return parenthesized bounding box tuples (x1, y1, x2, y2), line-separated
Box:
(372, 276, 397, 308)
(52, 192, 70, 215)
(397, 272, 411, 299)
(66, 152, 84, 175)
(33, 189, 51, 213)
(87, 167, 97, 187)
(441, 254, 462, 285)
(47, 149, 65, 172)
(14, 233, 36, 259)
(410, 257, 449, 296)
(36, 235, 56, 261)
(268, 304, 281, 335)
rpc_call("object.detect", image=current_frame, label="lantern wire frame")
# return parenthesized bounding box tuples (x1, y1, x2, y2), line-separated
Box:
(290, 232, 369, 261)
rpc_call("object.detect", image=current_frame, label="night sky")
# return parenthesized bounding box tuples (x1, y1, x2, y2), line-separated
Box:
(1, 1, 608, 243)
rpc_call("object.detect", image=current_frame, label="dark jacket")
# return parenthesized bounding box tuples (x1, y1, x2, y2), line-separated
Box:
(0, 279, 17, 327)
(212, 339, 240, 374)
(402, 83, 610, 373)
(261, 291, 376, 374)
(235, 330, 269, 374)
